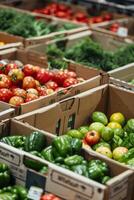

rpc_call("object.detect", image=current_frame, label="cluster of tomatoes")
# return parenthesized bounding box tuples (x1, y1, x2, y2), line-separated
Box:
(108, 22, 121, 32)
(33, 2, 113, 24)
(40, 193, 61, 200)
(0, 60, 84, 106)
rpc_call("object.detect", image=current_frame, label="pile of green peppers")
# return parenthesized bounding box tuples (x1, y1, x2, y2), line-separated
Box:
(1, 133, 112, 184)
(0, 163, 27, 200)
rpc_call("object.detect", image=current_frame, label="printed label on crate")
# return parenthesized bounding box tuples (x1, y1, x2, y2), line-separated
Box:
(50, 170, 103, 199)
(117, 27, 128, 37)
(9, 164, 27, 182)
(110, 178, 128, 200)
(0, 146, 21, 165)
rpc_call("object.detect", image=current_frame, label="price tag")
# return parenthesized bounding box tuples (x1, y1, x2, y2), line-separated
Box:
(27, 186, 43, 200)
(117, 27, 128, 37)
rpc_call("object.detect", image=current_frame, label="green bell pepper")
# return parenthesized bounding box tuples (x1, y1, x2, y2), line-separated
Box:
(71, 164, 88, 177)
(71, 138, 82, 154)
(24, 131, 46, 152)
(127, 158, 134, 167)
(52, 135, 72, 158)
(119, 148, 134, 163)
(66, 129, 84, 139)
(124, 119, 134, 133)
(39, 166, 48, 175)
(14, 185, 27, 200)
(0, 163, 11, 189)
(0, 192, 17, 200)
(64, 155, 84, 166)
(101, 176, 111, 184)
(41, 146, 54, 162)
(0, 136, 26, 148)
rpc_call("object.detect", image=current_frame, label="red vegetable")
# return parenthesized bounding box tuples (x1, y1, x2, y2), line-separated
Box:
(0, 88, 13, 102)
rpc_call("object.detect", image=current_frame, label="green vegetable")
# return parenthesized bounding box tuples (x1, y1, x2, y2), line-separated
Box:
(124, 119, 134, 133)
(0, 192, 16, 200)
(23, 155, 44, 171)
(92, 142, 111, 151)
(71, 164, 88, 177)
(127, 158, 134, 167)
(101, 176, 111, 184)
(92, 111, 108, 125)
(41, 146, 54, 162)
(24, 131, 46, 152)
(119, 148, 134, 163)
(0, 163, 10, 189)
(54, 157, 64, 164)
(64, 155, 84, 166)
(52, 135, 72, 158)
(39, 166, 48, 175)
(14, 185, 27, 200)
(88, 159, 109, 183)
(66, 129, 84, 139)
(0, 136, 25, 148)
(71, 138, 82, 154)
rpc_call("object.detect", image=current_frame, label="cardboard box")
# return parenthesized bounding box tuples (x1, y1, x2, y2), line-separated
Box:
(0, 32, 22, 50)
(0, 119, 133, 200)
(0, 5, 87, 47)
(15, 84, 134, 135)
(93, 18, 134, 43)
(0, 48, 107, 115)
(109, 63, 134, 91)
(0, 101, 15, 121)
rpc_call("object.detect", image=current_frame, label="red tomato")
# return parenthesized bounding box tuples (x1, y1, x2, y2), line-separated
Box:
(23, 64, 34, 76)
(35, 80, 40, 88)
(36, 69, 53, 84)
(41, 8, 51, 15)
(103, 14, 112, 21)
(110, 27, 118, 32)
(33, 66, 40, 77)
(13, 88, 27, 99)
(55, 11, 66, 18)
(111, 23, 120, 29)
(85, 130, 100, 146)
(0, 88, 13, 102)
(8, 69, 24, 84)
(63, 78, 78, 87)
(26, 88, 39, 96)
(0, 74, 11, 88)
(25, 93, 38, 103)
(22, 76, 36, 90)
(9, 96, 24, 106)
(46, 81, 58, 90)
(75, 12, 87, 21)
(67, 71, 77, 78)
(37, 86, 47, 96)
(5, 63, 18, 75)
(40, 194, 61, 200)
(53, 71, 68, 86)
(93, 16, 103, 23)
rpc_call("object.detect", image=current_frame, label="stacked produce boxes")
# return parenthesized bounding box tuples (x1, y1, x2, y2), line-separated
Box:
(0, 1, 134, 199)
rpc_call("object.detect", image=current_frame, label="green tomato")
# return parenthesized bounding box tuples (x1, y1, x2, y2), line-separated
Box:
(96, 146, 113, 158)
(113, 147, 128, 161)
(101, 127, 114, 142)
(92, 111, 108, 125)
(89, 122, 105, 134)
(78, 126, 89, 137)
(66, 129, 84, 139)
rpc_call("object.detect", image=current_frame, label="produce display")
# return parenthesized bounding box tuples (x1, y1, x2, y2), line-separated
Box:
(66, 112, 134, 168)
(0, 8, 79, 38)
(0, 162, 28, 199)
(47, 38, 134, 71)
(0, 59, 84, 106)
(0, 132, 113, 184)
(33, 2, 117, 24)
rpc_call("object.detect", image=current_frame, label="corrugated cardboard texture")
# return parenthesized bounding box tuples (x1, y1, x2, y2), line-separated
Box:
(16, 84, 134, 135)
